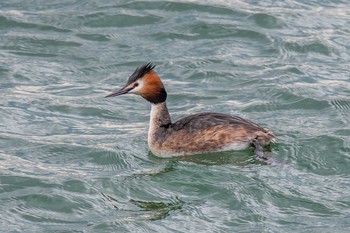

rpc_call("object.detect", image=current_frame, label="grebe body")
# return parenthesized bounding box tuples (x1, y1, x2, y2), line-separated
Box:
(106, 63, 275, 158)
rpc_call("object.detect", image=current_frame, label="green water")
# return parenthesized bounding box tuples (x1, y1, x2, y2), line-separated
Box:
(1, 0, 350, 232)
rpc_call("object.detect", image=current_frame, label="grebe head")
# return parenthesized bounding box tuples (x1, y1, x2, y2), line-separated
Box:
(105, 63, 167, 104)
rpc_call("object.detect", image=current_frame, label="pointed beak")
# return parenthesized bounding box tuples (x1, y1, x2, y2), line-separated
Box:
(105, 85, 131, 98)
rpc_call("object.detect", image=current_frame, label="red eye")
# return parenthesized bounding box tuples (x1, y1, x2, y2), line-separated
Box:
(134, 82, 139, 87)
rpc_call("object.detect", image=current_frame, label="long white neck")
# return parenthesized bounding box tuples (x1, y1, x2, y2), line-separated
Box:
(148, 102, 172, 146)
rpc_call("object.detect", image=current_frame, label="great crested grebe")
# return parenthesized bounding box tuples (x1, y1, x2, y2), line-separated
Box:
(106, 63, 275, 159)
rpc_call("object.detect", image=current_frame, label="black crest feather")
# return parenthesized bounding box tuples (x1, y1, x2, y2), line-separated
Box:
(127, 63, 156, 84)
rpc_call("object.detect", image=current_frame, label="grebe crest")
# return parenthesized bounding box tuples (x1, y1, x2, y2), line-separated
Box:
(106, 63, 275, 158)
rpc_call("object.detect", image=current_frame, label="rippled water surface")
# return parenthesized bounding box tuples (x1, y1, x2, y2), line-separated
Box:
(1, 0, 350, 232)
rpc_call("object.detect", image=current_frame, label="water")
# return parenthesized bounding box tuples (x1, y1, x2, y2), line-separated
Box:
(1, 0, 350, 232)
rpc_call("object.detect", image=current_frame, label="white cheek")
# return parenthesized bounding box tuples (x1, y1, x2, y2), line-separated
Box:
(129, 80, 144, 94)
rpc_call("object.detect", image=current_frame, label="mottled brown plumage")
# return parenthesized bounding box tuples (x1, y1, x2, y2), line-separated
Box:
(147, 102, 274, 157)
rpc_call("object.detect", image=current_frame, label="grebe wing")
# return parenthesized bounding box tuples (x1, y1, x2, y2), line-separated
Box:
(171, 112, 263, 131)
